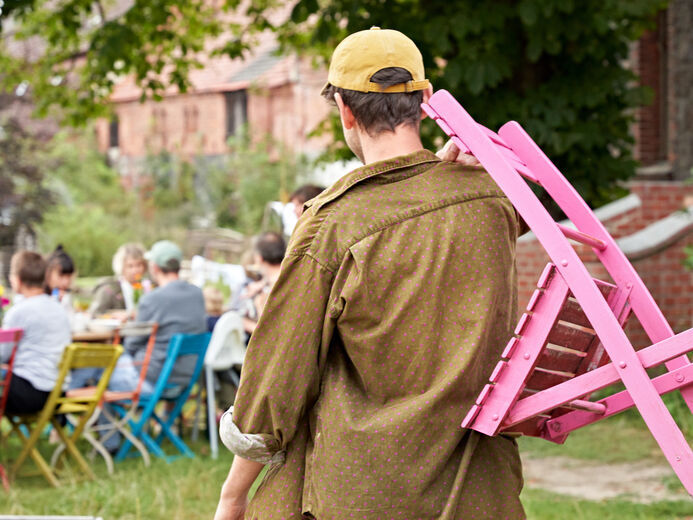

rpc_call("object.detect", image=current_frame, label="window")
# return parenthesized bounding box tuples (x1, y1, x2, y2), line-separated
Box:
(184, 105, 199, 135)
(225, 90, 248, 138)
(109, 117, 119, 148)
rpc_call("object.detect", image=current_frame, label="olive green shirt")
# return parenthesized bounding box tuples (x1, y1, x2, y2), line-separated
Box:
(222, 150, 525, 519)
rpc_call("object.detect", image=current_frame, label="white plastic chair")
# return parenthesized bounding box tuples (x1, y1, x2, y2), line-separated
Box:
(203, 311, 246, 458)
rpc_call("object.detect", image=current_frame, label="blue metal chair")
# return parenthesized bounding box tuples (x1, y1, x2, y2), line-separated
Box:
(114, 332, 211, 463)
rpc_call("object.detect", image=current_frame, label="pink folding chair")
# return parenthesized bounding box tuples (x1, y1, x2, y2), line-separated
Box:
(0, 327, 23, 491)
(423, 90, 693, 495)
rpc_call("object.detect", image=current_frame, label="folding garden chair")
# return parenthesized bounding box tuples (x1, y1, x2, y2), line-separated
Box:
(0, 328, 23, 491)
(53, 322, 159, 472)
(6, 343, 122, 487)
(423, 90, 693, 495)
(114, 332, 211, 463)
(201, 311, 245, 459)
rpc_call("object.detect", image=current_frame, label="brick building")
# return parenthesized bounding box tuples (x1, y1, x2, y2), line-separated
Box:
(94, 30, 330, 180)
(518, 0, 693, 347)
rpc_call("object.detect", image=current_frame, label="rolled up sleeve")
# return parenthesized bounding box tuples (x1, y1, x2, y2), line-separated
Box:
(220, 252, 334, 464)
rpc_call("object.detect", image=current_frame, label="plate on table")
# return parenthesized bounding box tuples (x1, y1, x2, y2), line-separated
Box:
(87, 318, 121, 333)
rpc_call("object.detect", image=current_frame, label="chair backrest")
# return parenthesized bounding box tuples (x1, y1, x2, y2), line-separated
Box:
(204, 311, 245, 370)
(114, 321, 159, 404)
(424, 90, 693, 411)
(32, 343, 123, 438)
(0, 328, 23, 419)
(149, 332, 211, 403)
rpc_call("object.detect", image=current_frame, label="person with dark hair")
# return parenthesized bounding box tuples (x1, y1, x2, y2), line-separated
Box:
(1, 251, 71, 414)
(216, 29, 524, 520)
(240, 232, 286, 336)
(289, 184, 325, 219)
(44, 245, 75, 309)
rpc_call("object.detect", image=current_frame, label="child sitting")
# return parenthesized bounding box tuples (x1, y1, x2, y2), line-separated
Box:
(1, 251, 72, 414)
(203, 285, 225, 332)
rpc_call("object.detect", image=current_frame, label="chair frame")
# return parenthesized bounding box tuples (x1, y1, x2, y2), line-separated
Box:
(54, 322, 159, 472)
(114, 332, 211, 463)
(200, 311, 245, 459)
(0, 328, 23, 491)
(6, 343, 122, 487)
(423, 90, 693, 494)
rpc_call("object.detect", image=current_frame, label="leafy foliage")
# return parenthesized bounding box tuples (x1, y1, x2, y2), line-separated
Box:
(0, 118, 54, 246)
(1, 0, 666, 208)
(0, 0, 248, 125)
(236, 0, 666, 208)
(33, 129, 303, 275)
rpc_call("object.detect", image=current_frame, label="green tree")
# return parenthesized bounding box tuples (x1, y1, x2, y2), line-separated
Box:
(1, 0, 666, 207)
(0, 118, 54, 248)
(259, 0, 666, 208)
(0, 0, 248, 125)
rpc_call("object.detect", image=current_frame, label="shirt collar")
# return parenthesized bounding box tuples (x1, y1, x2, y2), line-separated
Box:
(306, 149, 440, 213)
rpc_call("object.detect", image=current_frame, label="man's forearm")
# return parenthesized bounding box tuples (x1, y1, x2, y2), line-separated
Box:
(220, 455, 264, 501)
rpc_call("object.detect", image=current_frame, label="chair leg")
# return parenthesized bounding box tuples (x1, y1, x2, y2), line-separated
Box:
(205, 367, 219, 459)
(50, 418, 96, 481)
(10, 420, 60, 487)
(81, 429, 114, 475)
(100, 407, 151, 467)
(191, 376, 203, 442)
(605, 341, 693, 495)
(0, 464, 9, 491)
(152, 412, 194, 458)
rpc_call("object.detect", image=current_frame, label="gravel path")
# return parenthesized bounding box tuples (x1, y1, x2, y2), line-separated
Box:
(521, 454, 692, 503)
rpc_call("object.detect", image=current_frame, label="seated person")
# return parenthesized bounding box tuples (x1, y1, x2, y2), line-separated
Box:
(238, 232, 286, 336)
(89, 243, 149, 317)
(110, 240, 206, 395)
(44, 245, 76, 312)
(289, 184, 325, 220)
(1, 251, 71, 414)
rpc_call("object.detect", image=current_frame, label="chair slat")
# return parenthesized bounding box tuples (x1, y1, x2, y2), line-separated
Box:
(557, 298, 592, 329)
(558, 224, 607, 251)
(536, 347, 586, 374)
(547, 323, 595, 352)
(525, 368, 573, 392)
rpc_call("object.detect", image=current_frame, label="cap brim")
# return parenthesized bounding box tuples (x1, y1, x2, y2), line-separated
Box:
(320, 81, 331, 97)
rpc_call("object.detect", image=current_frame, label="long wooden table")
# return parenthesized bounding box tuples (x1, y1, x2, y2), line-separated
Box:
(71, 330, 116, 343)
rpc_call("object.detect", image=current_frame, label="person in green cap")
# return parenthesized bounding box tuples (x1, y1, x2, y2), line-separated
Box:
(215, 28, 524, 519)
(121, 240, 206, 389)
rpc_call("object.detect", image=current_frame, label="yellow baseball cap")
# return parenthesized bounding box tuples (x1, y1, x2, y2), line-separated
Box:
(323, 27, 430, 94)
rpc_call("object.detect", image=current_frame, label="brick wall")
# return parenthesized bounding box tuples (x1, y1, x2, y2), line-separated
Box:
(96, 58, 331, 179)
(633, 17, 665, 166)
(517, 181, 693, 350)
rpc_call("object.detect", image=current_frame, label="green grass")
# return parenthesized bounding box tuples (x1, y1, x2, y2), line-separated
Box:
(518, 415, 666, 463)
(1, 423, 691, 519)
(1, 440, 235, 520)
(522, 488, 693, 519)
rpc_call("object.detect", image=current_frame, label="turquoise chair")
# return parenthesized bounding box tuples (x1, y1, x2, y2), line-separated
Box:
(114, 332, 211, 463)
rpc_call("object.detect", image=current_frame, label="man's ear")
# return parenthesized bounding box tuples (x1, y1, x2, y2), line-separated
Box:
(420, 84, 434, 120)
(334, 93, 356, 130)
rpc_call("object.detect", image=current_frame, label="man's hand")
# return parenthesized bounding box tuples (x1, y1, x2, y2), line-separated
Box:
(436, 139, 482, 167)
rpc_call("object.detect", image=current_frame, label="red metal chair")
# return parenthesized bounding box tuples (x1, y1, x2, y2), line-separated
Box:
(0, 328, 24, 490)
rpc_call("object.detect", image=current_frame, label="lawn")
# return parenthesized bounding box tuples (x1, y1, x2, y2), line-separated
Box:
(1, 418, 692, 519)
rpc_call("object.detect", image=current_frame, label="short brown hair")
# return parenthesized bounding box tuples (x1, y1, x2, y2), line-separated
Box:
(322, 67, 423, 137)
(290, 184, 324, 206)
(11, 251, 47, 288)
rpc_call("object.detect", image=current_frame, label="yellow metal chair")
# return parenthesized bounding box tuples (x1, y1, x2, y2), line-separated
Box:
(6, 343, 122, 487)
